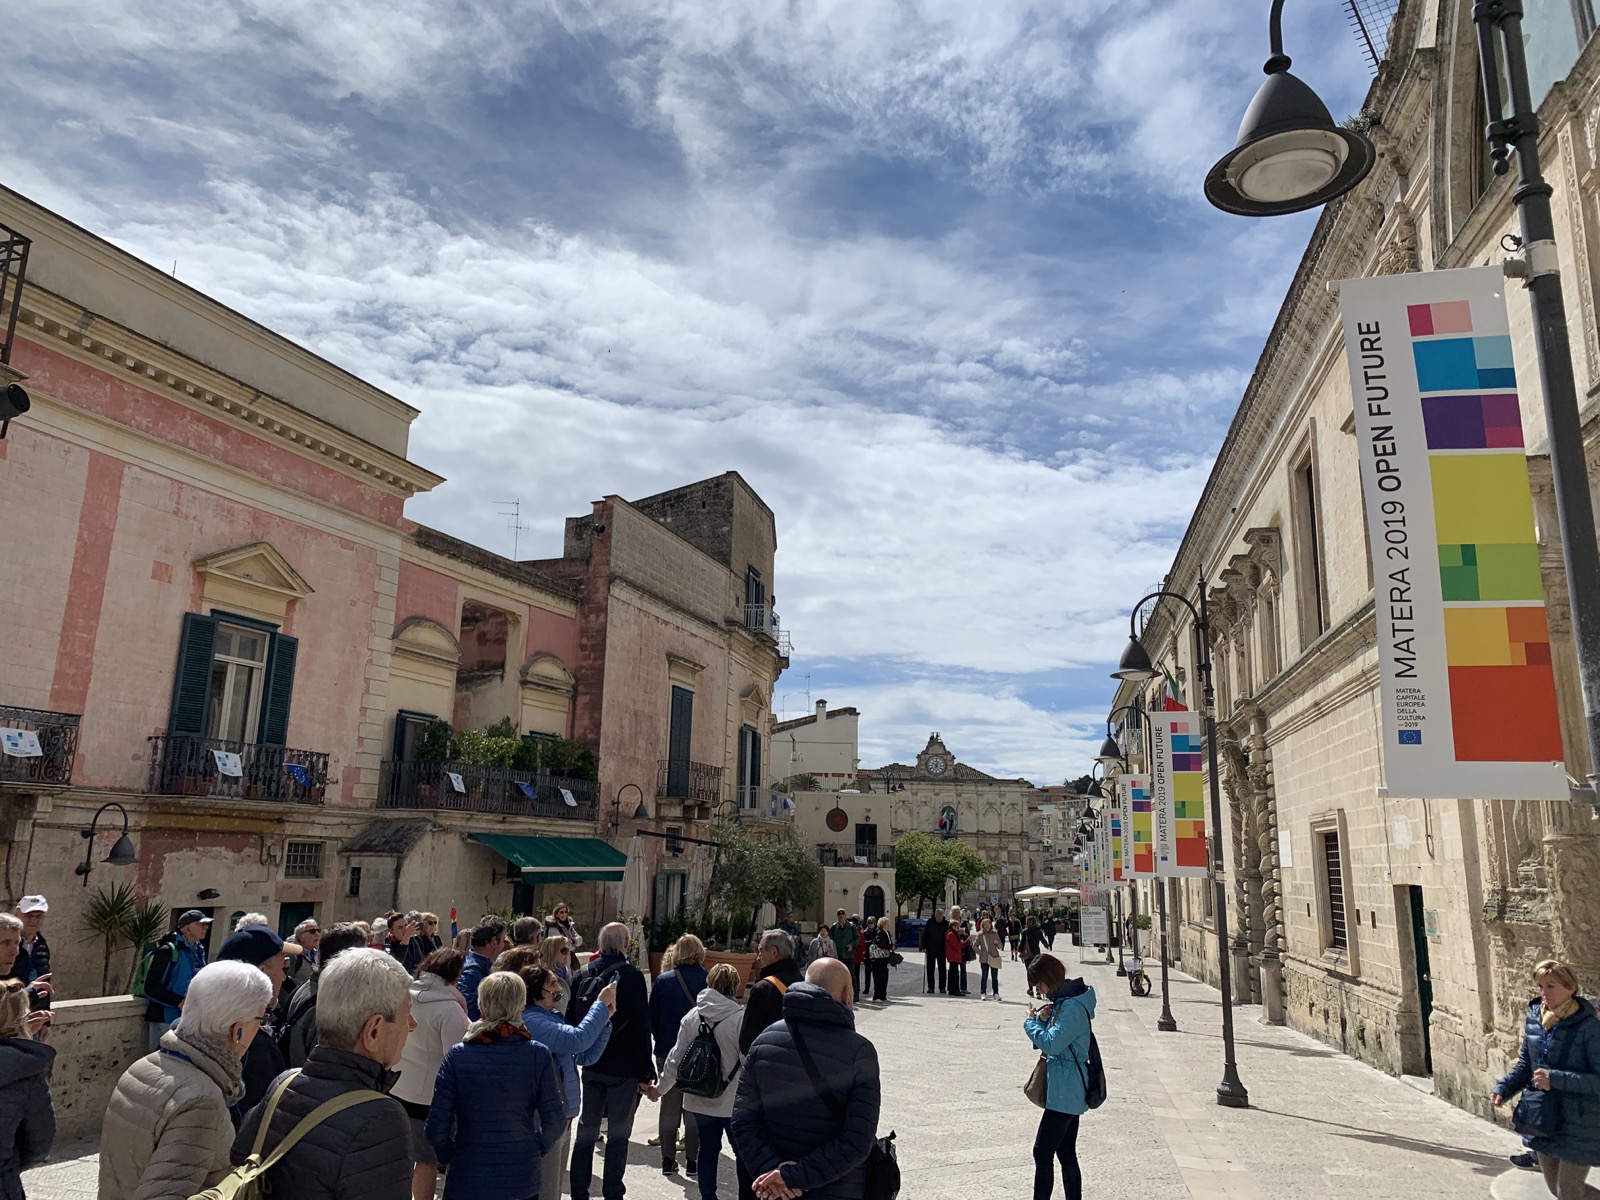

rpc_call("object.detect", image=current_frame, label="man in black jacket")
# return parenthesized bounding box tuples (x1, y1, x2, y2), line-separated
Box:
(732, 958, 881, 1200)
(920, 908, 949, 995)
(280, 922, 369, 1068)
(232, 947, 414, 1200)
(738, 930, 805, 1055)
(215, 925, 301, 1122)
(568, 922, 656, 1200)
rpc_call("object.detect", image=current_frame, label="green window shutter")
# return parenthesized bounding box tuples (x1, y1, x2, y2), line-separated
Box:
(258, 633, 299, 746)
(168, 613, 219, 737)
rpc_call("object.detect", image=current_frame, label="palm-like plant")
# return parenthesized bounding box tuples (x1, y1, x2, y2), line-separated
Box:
(80, 883, 137, 996)
(123, 900, 169, 993)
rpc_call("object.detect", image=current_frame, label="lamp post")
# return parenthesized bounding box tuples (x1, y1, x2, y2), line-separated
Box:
(1115, 574, 1249, 1108)
(74, 802, 137, 886)
(1155, 878, 1180, 1032)
(610, 783, 650, 833)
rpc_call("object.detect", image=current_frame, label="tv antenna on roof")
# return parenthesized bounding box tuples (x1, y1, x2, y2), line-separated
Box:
(494, 499, 527, 560)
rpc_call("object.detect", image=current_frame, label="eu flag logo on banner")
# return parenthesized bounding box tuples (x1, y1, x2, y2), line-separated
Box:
(514, 780, 537, 800)
(1398, 730, 1423, 745)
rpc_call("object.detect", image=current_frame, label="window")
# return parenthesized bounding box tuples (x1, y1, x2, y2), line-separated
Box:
(284, 841, 324, 879)
(1522, 0, 1595, 110)
(855, 823, 878, 848)
(347, 866, 362, 897)
(737, 724, 761, 808)
(1322, 831, 1348, 951)
(665, 686, 694, 797)
(168, 612, 299, 746)
(1292, 453, 1328, 645)
(392, 710, 439, 761)
(745, 566, 765, 609)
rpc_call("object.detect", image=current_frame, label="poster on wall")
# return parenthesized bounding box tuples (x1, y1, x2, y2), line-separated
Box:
(1337, 266, 1568, 800)
(1119, 774, 1156, 877)
(1147, 711, 1210, 877)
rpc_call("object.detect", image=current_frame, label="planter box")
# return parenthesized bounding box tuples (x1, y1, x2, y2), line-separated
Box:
(703, 951, 759, 988)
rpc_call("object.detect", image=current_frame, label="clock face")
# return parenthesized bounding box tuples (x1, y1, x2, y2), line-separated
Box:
(926, 756, 947, 775)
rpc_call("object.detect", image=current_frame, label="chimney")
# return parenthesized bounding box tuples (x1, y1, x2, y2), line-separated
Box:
(815, 699, 827, 720)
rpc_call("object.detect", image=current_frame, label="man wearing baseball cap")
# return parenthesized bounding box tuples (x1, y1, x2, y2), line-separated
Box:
(14, 896, 49, 989)
(143, 910, 213, 1053)
(215, 924, 303, 1120)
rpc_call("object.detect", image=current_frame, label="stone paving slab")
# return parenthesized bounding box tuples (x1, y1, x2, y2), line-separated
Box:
(23, 954, 1554, 1199)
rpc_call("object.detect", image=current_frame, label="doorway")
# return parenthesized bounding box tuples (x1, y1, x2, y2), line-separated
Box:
(863, 885, 886, 921)
(278, 903, 315, 940)
(1404, 885, 1434, 1075)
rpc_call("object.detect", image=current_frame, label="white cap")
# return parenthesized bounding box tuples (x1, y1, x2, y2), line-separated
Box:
(17, 896, 46, 914)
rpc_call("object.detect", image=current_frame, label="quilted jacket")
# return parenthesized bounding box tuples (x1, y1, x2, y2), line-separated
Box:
(99, 1027, 243, 1200)
(1024, 979, 1096, 1115)
(424, 1026, 565, 1200)
(1495, 996, 1600, 1165)
(0, 1037, 54, 1200)
(230, 1046, 411, 1200)
(524, 998, 611, 1117)
(647, 963, 708, 1059)
(730, 982, 881, 1200)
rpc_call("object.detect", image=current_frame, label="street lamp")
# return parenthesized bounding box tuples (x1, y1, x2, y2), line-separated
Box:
(1204, 0, 1375, 215)
(74, 802, 136, 886)
(1115, 575, 1249, 1108)
(610, 783, 650, 834)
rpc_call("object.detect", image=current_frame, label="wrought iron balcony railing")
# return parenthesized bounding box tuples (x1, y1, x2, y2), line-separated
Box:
(0, 705, 80, 787)
(816, 842, 895, 868)
(148, 735, 329, 804)
(378, 760, 598, 819)
(736, 785, 793, 819)
(656, 758, 723, 806)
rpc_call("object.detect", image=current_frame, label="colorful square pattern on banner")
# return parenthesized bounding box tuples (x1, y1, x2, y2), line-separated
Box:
(1123, 774, 1155, 877)
(1108, 799, 1124, 883)
(1148, 710, 1209, 877)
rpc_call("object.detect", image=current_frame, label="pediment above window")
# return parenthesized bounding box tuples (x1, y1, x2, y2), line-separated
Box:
(392, 617, 463, 668)
(194, 542, 313, 624)
(520, 652, 576, 696)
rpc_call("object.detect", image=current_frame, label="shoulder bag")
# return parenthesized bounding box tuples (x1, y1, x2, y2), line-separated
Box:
(1025, 998, 1106, 1110)
(791, 1026, 899, 1200)
(1513, 1021, 1573, 1138)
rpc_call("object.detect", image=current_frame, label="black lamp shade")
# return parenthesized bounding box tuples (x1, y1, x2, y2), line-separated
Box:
(1086, 779, 1104, 799)
(1206, 67, 1375, 216)
(1096, 735, 1122, 763)
(105, 834, 137, 867)
(631, 800, 651, 821)
(1113, 636, 1159, 683)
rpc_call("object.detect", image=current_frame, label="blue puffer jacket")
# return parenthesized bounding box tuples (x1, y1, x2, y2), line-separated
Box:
(1024, 978, 1096, 1115)
(1496, 996, 1600, 1165)
(648, 963, 708, 1059)
(524, 1000, 612, 1118)
(730, 982, 881, 1200)
(425, 1026, 566, 1200)
(457, 951, 495, 1022)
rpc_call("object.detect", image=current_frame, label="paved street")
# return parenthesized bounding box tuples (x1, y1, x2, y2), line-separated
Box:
(26, 953, 1548, 1200)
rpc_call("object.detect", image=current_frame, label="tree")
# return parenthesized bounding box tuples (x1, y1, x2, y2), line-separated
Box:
(80, 883, 136, 996)
(892, 832, 995, 915)
(707, 823, 822, 942)
(1065, 774, 1093, 794)
(123, 900, 169, 992)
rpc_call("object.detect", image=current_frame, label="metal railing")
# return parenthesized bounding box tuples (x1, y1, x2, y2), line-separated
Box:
(744, 603, 783, 635)
(148, 735, 329, 804)
(656, 758, 724, 805)
(816, 842, 895, 868)
(736, 785, 793, 819)
(0, 226, 30, 368)
(378, 761, 598, 819)
(0, 705, 80, 787)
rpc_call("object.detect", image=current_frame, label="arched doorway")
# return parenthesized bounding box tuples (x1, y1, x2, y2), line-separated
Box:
(862, 885, 886, 921)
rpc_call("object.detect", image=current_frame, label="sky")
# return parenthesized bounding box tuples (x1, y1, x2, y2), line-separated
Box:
(5, 0, 1378, 785)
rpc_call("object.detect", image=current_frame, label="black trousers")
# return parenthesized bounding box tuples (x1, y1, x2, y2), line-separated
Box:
(924, 951, 946, 993)
(848, 958, 861, 998)
(869, 959, 890, 1001)
(950, 960, 968, 993)
(1033, 1109, 1082, 1200)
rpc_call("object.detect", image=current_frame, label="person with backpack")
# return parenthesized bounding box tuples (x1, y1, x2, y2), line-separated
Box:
(101, 960, 274, 1199)
(525, 964, 615, 1200)
(1023, 953, 1097, 1200)
(737, 931, 804, 1056)
(648, 934, 709, 1177)
(229, 948, 414, 1200)
(280, 923, 369, 1069)
(568, 922, 656, 1200)
(425, 971, 566, 1200)
(659, 963, 745, 1200)
(141, 910, 212, 1054)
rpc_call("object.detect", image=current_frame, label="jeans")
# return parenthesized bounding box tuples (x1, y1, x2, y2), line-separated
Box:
(147, 1021, 172, 1054)
(541, 1116, 571, 1200)
(570, 1074, 641, 1200)
(1033, 1109, 1082, 1200)
(657, 1054, 699, 1164)
(1538, 1153, 1594, 1200)
(869, 960, 889, 1002)
(694, 1113, 732, 1200)
(924, 952, 946, 993)
(980, 963, 1000, 995)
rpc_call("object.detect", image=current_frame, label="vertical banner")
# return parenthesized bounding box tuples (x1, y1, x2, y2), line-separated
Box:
(1148, 711, 1210, 877)
(1119, 774, 1156, 877)
(1338, 266, 1567, 800)
(1107, 795, 1125, 883)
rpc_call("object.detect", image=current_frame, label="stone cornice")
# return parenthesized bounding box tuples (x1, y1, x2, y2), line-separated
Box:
(18, 285, 445, 499)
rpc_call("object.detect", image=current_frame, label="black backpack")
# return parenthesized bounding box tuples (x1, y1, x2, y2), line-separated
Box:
(566, 960, 624, 1025)
(675, 1017, 731, 1098)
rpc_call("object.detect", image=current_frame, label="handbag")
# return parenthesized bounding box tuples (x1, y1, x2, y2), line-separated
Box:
(1023, 1002, 1059, 1108)
(962, 941, 976, 963)
(1512, 1025, 1568, 1138)
(791, 1026, 900, 1200)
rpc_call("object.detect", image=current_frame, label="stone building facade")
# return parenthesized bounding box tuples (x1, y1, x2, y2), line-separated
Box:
(1107, 0, 1600, 1118)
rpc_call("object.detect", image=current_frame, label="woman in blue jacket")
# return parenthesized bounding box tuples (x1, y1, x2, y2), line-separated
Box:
(427, 971, 566, 1200)
(1492, 959, 1600, 1199)
(523, 964, 614, 1200)
(1023, 954, 1095, 1200)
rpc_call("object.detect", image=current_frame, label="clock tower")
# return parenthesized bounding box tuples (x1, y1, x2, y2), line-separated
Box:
(916, 733, 955, 777)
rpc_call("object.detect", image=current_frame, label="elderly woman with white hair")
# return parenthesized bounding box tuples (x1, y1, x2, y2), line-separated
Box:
(99, 960, 274, 1199)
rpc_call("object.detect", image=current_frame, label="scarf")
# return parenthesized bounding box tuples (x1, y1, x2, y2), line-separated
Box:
(465, 1019, 531, 1045)
(1541, 997, 1580, 1030)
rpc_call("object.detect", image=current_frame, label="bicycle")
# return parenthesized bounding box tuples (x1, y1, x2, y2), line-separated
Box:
(1124, 957, 1151, 997)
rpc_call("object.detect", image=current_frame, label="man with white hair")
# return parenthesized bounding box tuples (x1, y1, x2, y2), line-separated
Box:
(738, 930, 804, 1055)
(567, 921, 656, 1200)
(231, 947, 415, 1200)
(14, 896, 49, 988)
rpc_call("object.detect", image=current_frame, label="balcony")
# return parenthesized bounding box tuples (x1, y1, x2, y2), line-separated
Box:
(817, 842, 895, 868)
(736, 785, 794, 820)
(379, 761, 598, 820)
(656, 758, 724, 806)
(148, 736, 329, 804)
(0, 705, 80, 787)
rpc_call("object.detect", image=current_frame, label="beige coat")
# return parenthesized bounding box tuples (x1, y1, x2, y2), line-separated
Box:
(972, 929, 1004, 969)
(98, 1027, 243, 1200)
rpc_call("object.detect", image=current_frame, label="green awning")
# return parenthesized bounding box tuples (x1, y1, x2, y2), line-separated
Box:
(469, 834, 627, 882)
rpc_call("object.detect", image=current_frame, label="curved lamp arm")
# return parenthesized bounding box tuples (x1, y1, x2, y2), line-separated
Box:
(75, 801, 135, 886)
(1128, 589, 1204, 637)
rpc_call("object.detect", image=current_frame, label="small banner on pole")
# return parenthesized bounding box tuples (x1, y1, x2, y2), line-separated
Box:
(1337, 265, 1567, 800)
(1107, 795, 1125, 883)
(1148, 712, 1209, 877)
(1120, 774, 1156, 877)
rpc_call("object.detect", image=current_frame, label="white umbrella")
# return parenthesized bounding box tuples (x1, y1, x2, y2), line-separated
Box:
(1015, 885, 1060, 899)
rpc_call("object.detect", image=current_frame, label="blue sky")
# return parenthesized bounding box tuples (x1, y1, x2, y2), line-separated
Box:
(5, 0, 1377, 784)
